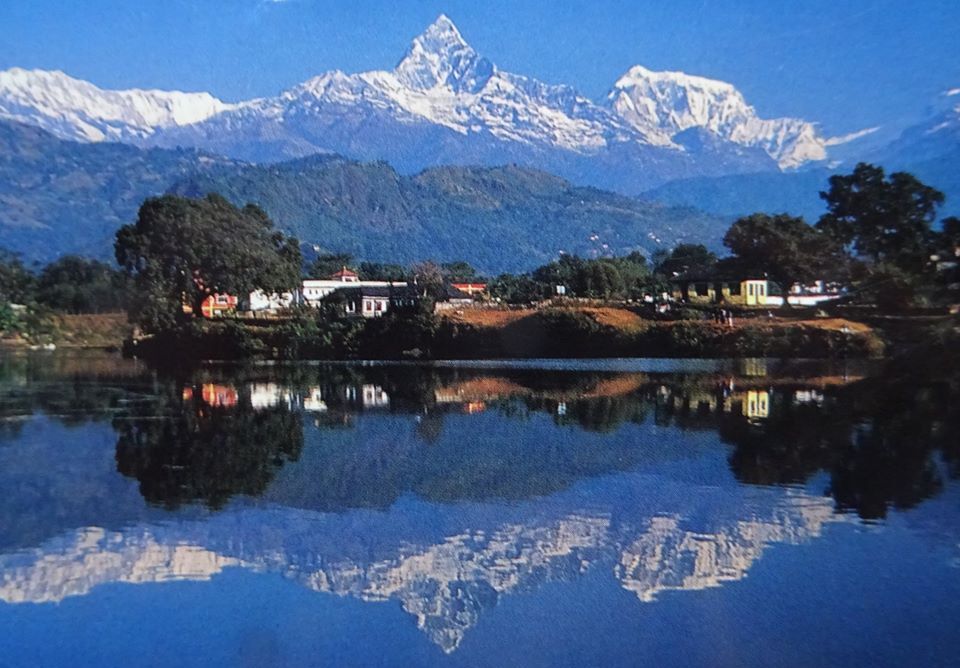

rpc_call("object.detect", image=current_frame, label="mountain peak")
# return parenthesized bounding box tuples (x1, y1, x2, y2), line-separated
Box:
(394, 15, 494, 92)
(614, 65, 738, 95)
(606, 64, 826, 168)
(423, 14, 465, 44)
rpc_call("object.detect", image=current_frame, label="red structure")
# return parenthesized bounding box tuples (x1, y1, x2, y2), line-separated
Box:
(329, 266, 360, 282)
(199, 294, 238, 318)
(183, 294, 238, 318)
(450, 282, 487, 296)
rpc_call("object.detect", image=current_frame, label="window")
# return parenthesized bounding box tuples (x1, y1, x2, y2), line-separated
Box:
(748, 284, 755, 296)
(216, 295, 227, 304)
(759, 283, 766, 296)
(364, 300, 373, 312)
(728, 282, 740, 296)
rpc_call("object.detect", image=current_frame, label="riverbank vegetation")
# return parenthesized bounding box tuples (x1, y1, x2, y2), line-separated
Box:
(2, 163, 956, 358)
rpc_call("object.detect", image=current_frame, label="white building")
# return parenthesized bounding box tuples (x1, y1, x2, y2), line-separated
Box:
(244, 290, 297, 313)
(300, 267, 409, 309)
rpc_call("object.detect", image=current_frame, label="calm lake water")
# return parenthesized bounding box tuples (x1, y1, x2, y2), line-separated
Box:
(0, 351, 958, 667)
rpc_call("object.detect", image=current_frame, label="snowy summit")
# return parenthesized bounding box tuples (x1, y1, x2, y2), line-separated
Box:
(0, 15, 837, 189)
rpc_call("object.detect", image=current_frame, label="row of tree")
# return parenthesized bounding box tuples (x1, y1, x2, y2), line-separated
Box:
(487, 163, 960, 308)
(0, 251, 130, 315)
(4, 162, 957, 339)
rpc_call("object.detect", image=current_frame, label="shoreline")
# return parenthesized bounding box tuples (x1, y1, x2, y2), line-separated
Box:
(123, 306, 888, 364)
(7, 305, 950, 365)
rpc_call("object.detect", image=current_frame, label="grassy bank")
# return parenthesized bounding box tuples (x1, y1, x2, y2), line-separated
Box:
(438, 307, 885, 359)
(1, 312, 130, 349)
(126, 305, 887, 362)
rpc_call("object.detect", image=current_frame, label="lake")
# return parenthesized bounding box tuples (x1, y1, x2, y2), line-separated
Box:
(0, 351, 957, 667)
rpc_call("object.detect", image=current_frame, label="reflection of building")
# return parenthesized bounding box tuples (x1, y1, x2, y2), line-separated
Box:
(201, 384, 238, 408)
(248, 383, 294, 410)
(303, 388, 328, 412)
(656, 384, 779, 422)
(739, 358, 768, 377)
(794, 389, 824, 405)
(362, 385, 390, 408)
(742, 389, 770, 419)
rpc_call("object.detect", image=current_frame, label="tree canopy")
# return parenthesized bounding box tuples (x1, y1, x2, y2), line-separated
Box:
(817, 162, 944, 273)
(651, 243, 718, 278)
(0, 250, 34, 305)
(115, 194, 301, 332)
(36, 255, 129, 314)
(724, 213, 842, 304)
(307, 253, 354, 279)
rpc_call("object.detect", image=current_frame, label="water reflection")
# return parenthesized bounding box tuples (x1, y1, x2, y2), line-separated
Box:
(0, 353, 958, 656)
(114, 382, 303, 510)
(0, 486, 844, 653)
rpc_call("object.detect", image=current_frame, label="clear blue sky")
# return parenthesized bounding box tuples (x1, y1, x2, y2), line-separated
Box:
(2, 0, 959, 136)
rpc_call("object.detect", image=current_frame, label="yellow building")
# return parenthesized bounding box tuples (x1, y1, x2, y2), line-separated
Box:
(742, 279, 768, 306)
(670, 277, 770, 306)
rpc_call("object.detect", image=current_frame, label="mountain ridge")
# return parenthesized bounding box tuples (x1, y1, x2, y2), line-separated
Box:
(0, 15, 834, 192)
(0, 119, 729, 271)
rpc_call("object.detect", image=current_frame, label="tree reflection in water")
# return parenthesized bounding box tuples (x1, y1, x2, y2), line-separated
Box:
(2, 353, 955, 519)
(99, 364, 960, 519)
(114, 383, 303, 509)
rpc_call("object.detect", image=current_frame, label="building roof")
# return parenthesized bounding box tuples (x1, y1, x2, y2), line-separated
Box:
(327, 284, 421, 299)
(670, 273, 766, 283)
(443, 284, 474, 301)
(329, 266, 359, 280)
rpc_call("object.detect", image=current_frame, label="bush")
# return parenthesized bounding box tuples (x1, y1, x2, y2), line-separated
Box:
(0, 302, 18, 335)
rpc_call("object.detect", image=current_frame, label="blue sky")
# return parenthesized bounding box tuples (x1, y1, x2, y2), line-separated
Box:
(2, 0, 959, 136)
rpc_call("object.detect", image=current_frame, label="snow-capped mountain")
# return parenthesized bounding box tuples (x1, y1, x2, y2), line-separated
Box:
(149, 16, 640, 160)
(605, 65, 826, 168)
(0, 15, 836, 191)
(0, 67, 234, 143)
(872, 91, 960, 166)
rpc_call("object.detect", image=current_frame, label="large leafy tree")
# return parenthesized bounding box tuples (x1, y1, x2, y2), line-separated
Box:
(0, 249, 35, 304)
(440, 261, 479, 282)
(115, 194, 301, 332)
(358, 261, 408, 282)
(36, 255, 128, 314)
(724, 213, 840, 306)
(652, 243, 718, 278)
(817, 163, 943, 273)
(307, 253, 354, 279)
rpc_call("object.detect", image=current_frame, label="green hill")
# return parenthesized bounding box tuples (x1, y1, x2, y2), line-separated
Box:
(0, 120, 238, 264)
(170, 157, 730, 272)
(1, 120, 729, 272)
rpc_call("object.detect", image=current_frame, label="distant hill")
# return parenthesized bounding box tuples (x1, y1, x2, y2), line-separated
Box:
(168, 157, 730, 273)
(0, 120, 729, 272)
(643, 170, 834, 221)
(0, 120, 237, 263)
(644, 155, 959, 222)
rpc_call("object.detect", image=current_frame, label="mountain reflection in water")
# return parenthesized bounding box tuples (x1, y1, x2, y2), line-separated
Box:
(0, 353, 958, 657)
